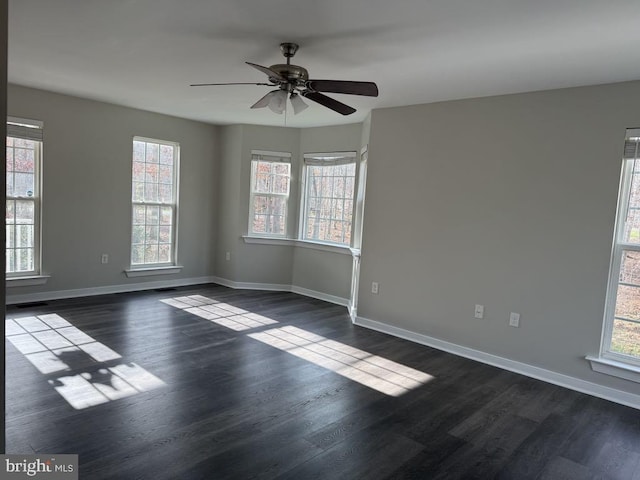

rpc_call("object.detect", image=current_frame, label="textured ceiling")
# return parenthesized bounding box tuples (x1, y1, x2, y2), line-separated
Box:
(8, 0, 640, 127)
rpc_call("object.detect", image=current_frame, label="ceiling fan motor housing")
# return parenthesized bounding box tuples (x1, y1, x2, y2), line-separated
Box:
(268, 64, 309, 88)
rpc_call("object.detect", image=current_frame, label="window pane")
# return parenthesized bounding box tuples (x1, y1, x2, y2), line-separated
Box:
(159, 226, 171, 243)
(145, 226, 159, 244)
(158, 184, 173, 203)
(249, 157, 291, 237)
(624, 166, 640, 243)
(16, 248, 33, 271)
(16, 225, 33, 248)
(5, 173, 13, 197)
(6, 146, 13, 171)
(6, 131, 41, 275)
(160, 207, 172, 225)
(251, 196, 286, 235)
(158, 244, 171, 263)
(133, 141, 145, 162)
(6, 200, 15, 223)
(159, 165, 173, 184)
(159, 145, 174, 165)
(146, 143, 159, 163)
(132, 161, 145, 182)
(145, 183, 158, 202)
(133, 205, 145, 225)
(253, 196, 268, 215)
(610, 319, 640, 358)
(6, 225, 14, 248)
(615, 285, 640, 322)
(14, 148, 34, 172)
(145, 164, 159, 183)
(131, 245, 144, 264)
(14, 172, 34, 197)
(15, 200, 34, 225)
(144, 245, 158, 263)
(6, 248, 14, 272)
(255, 172, 271, 193)
(302, 160, 356, 245)
(131, 138, 178, 266)
(132, 226, 145, 244)
(132, 182, 144, 202)
(344, 199, 354, 221)
(146, 205, 160, 225)
(13, 138, 30, 148)
(274, 175, 289, 194)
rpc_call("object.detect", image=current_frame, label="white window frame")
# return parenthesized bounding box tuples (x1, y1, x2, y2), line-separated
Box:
(129, 136, 180, 269)
(6, 117, 43, 278)
(299, 151, 357, 247)
(591, 128, 640, 381)
(248, 150, 292, 238)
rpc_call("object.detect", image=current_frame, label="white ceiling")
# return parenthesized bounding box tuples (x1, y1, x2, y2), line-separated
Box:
(8, 0, 640, 128)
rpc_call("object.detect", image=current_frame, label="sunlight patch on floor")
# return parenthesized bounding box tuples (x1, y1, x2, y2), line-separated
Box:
(161, 295, 278, 330)
(161, 295, 433, 397)
(6, 314, 165, 409)
(248, 326, 434, 397)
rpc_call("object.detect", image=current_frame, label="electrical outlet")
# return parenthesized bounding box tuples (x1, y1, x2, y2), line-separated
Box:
(371, 282, 379, 294)
(509, 312, 520, 327)
(225, 252, 231, 261)
(474, 304, 484, 319)
(101, 254, 109, 264)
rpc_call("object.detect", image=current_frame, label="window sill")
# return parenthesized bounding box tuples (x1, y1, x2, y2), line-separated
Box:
(124, 266, 183, 278)
(586, 355, 640, 383)
(6, 275, 51, 287)
(242, 236, 352, 255)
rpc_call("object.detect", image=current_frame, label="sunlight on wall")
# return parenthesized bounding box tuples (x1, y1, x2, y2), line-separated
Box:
(161, 295, 433, 397)
(161, 295, 278, 330)
(6, 314, 165, 410)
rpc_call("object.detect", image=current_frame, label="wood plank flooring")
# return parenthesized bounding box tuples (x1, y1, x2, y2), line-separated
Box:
(5, 284, 640, 479)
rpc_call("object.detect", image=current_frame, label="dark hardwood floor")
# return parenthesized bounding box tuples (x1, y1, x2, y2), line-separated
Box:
(5, 284, 640, 479)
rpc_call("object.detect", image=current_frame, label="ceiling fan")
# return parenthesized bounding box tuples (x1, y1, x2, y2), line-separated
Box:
(191, 42, 379, 116)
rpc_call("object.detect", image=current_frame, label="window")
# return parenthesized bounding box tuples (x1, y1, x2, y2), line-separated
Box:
(131, 137, 179, 267)
(602, 129, 640, 366)
(6, 118, 43, 276)
(249, 150, 291, 237)
(301, 152, 357, 246)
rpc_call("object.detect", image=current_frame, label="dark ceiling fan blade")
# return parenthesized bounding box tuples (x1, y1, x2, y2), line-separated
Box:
(306, 80, 378, 97)
(190, 82, 272, 86)
(302, 91, 356, 116)
(246, 62, 286, 82)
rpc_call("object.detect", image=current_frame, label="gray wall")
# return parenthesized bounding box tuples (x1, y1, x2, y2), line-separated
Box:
(216, 124, 299, 286)
(7, 85, 219, 298)
(294, 124, 362, 299)
(216, 123, 363, 300)
(359, 80, 640, 395)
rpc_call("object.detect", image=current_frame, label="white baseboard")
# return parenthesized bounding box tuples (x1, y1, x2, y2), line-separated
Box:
(7, 275, 350, 309)
(6, 276, 217, 305)
(290, 286, 349, 307)
(355, 316, 640, 411)
(210, 276, 349, 307)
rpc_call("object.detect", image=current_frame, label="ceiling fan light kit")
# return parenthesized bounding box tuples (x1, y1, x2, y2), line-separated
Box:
(290, 93, 309, 115)
(191, 42, 378, 116)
